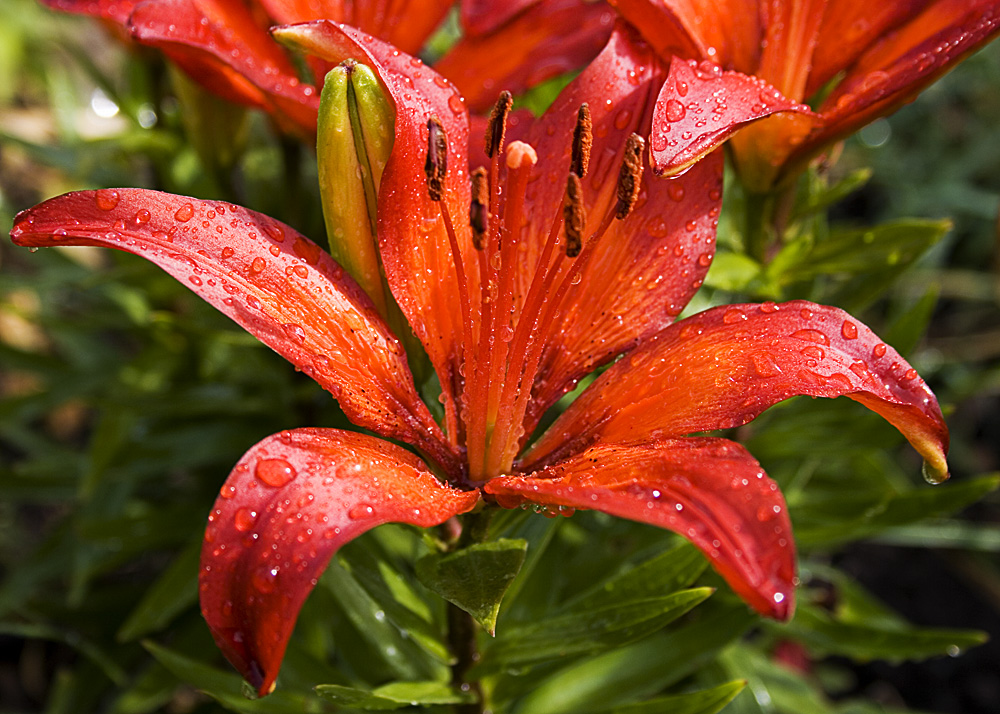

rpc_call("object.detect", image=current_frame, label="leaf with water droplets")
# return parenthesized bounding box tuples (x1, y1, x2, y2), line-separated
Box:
(416, 538, 527, 635)
(40, 0, 138, 24)
(524, 300, 948, 485)
(128, 0, 319, 133)
(489, 438, 795, 620)
(315, 680, 475, 710)
(650, 58, 816, 178)
(9, 189, 459, 473)
(199, 428, 479, 696)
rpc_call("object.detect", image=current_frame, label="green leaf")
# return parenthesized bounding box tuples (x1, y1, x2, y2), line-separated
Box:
(143, 641, 319, 713)
(794, 475, 1000, 547)
(117, 539, 199, 641)
(314, 681, 474, 710)
(568, 541, 708, 611)
(606, 680, 746, 714)
(704, 251, 762, 292)
(871, 520, 1000, 551)
(479, 588, 713, 673)
(791, 167, 873, 221)
(416, 538, 527, 634)
(777, 603, 987, 662)
(512, 601, 755, 714)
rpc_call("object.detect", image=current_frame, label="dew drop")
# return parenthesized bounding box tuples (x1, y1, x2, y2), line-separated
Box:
(221, 246, 235, 259)
(348, 504, 375, 520)
(663, 99, 686, 122)
(255, 458, 296, 487)
(174, 203, 194, 222)
(252, 566, 279, 594)
(667, 182, 685, 202)
(790, 329, 830, 346)
(234, 507, 257, 532)
(723, 307, 747, 324)
(250, 257, 267, 274)
(133, 209, 151, 225)
(448, 94, 465, 115)
(841, 320, 858, 340)
(760, 301, 779, 314)
(95, 189, 120, 211)
(922, 460, 949, 485)
(220, 484, 236, 499)
(873, 343, 887, 359)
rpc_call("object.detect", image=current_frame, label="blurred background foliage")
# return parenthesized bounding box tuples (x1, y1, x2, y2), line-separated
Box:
(1, 0, 999, 712)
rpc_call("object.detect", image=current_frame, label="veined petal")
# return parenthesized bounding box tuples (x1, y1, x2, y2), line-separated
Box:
(460, 0, 537, 35)
(486, 438, 795, 619)
(275, 21, 476, 445)
(129, 0, 319, 133)
(10, 189, 460, 475)
(806, 0, 934, 98)
(610, 0, 762, 71)
(436, 0, 616, 112)
(651, 58, 818, 179)
(201, 428, 479, 696)
(350, 0, 453, 56)
(41, 0, 138, 24)
(254, 0, 347, 25)
(522, 301, 948, 484)
(756, 0, 826, 101)
(514, 24, 726, 441)
(811, 0, 1000, 155)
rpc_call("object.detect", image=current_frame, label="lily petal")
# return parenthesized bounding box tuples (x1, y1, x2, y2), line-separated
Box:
(129, 0, 319, 133)
(459, 0, 537, 35)
(806, 0, 933, 98)
(10, 189, 461, 475)
(350, 0, 453, 56)
(486, 437, 795, 619)
(811, 0, 1000, 155)
(40, 0, 138, 24)
(514, 24, 725, 439)
(523, 300, 948, 483)
(201, 428, 479, 696)
(276, 20, 476, 445)
(650, 58, 817, 178)
(436, 0, 616, 112)
(609, 0, 761, 71)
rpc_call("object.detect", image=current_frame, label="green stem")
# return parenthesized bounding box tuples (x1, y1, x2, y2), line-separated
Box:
(446, 507, 495, 713)
(743, 190, 774, 264)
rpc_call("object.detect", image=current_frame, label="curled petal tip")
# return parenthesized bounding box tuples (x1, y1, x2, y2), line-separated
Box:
(922, 459, 950, 486)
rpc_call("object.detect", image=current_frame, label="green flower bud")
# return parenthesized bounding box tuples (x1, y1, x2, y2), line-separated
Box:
(317, 61, 394, 317)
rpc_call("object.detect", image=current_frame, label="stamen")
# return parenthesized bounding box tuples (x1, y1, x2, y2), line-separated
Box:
(615, 133, 644, 220)
(425, 117, 448, 201)
(571, 104, 592, 177)
(563, 173, 585, 258)
(484, 91, 513, 159)
(469, 167, 489, 250)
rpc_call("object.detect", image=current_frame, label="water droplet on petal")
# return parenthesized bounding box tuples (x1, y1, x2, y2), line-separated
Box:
(841, 320, 858, 339)
(255, 458, 296, 487)
(664, 99, 686, 122)
(922, 460, 949, 485)
(348, 504, 375, 520)
(95, 189, 120, 211)
(174, 204, 194, 222)
(234, 507, 257, 532)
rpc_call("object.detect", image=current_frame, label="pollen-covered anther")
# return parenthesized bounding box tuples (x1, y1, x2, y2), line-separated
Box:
(615, 133, 645, 220)
(571, 104, 593, 177)
(469, 167, 489, 250)
(563, 172, 585, 258)
(425, 117, 448, 202)
(485, 91, 513, 159)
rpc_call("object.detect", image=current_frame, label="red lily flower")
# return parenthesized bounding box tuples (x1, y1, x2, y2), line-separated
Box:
(610, 0, 1000, 190)
(42, 0, 615, 133)
(10, 22, 948, 697)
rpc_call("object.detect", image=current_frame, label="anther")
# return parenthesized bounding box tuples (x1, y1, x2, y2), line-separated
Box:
(484, 91, 513, 159)
(563, 173, 585, 258)
(571, 104, 592, 177)
(615, 133, 644, 220)
(425, 117, 448, 202)
(470, 167, 489, 250)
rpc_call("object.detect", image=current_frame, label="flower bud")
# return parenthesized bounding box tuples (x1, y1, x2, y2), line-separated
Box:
(317, 60, 394, 317)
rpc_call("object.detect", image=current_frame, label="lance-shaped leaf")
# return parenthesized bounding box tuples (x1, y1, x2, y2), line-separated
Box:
(650, 58, 816, 179)
(490, 438, 795, 619)
(9, 189, 460, 474)
(41, 0, 138, 24)
(317, 60, 394, 317)
(200, 428, 479, 696)
(129, 0, 319, 133)
(416, 538, 528, 634)
(523, 300, 948, 484)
